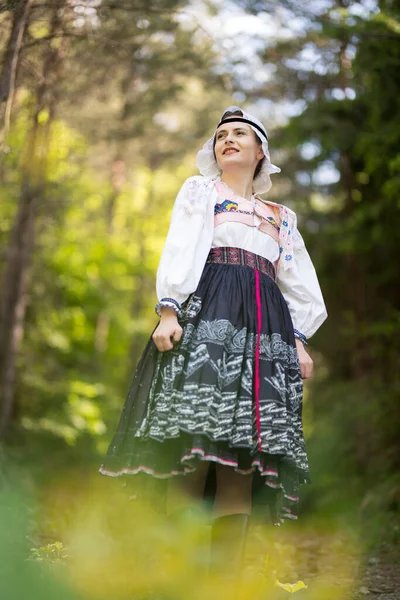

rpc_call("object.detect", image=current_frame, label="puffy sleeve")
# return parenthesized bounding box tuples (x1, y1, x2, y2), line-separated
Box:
(155, 176, 215, 317)
(275, 211, 328, 343)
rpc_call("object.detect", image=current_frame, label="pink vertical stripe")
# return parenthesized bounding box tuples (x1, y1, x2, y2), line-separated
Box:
(254, 269, 263, 452)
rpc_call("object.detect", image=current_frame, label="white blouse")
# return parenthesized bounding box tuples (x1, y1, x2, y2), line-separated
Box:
(156, 175, 328, 341)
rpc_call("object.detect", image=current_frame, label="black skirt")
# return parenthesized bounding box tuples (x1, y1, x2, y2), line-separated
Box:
(99, 247, 311, 525)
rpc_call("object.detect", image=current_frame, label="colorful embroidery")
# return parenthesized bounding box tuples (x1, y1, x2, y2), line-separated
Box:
(206, 247, 276, 281)
(279, 206, 294, 271)
(265, 216, 280, 230)
(214, 199, 239, 214)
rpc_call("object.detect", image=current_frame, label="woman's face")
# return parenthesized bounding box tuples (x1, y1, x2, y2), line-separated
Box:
(214, 120, 264, 175)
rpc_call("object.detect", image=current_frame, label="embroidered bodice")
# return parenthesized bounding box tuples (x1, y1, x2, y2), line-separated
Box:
(155, 175, 328, 341)
(213, 180, 281, 244)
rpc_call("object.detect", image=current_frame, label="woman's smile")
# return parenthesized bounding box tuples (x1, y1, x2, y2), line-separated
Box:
(223, 147, 239, 155)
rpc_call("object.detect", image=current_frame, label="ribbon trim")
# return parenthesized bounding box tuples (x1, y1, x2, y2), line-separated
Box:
(254, 269, 263, 453)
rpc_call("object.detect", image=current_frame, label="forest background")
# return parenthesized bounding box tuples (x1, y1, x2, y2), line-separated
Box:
(0, 1, 399, 599)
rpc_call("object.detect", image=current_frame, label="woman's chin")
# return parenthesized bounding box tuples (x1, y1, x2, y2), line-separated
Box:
(219, 156, 246, 170)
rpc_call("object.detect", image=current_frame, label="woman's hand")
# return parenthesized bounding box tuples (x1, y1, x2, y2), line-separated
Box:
(295, 338, 314, 380)
(152, 307, 183, 352)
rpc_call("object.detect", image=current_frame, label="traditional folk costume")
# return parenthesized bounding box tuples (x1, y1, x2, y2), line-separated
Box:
(99, 107, 328, 528)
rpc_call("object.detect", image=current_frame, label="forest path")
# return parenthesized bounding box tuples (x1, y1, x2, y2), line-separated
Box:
(245, 522, 400, 599)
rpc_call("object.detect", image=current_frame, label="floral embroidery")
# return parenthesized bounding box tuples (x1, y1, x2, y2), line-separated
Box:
(279, 206, 295, 271)
(265, 216, 280, 230)
(214, 199, 239, 214)
(213, 181, 295, 271)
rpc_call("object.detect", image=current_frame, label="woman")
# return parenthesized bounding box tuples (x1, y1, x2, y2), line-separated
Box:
(99, 106, 327, 580)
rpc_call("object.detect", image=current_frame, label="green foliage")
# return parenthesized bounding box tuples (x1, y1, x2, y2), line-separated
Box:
(29, 541, 70, 564)
(0, 489, 82, 600)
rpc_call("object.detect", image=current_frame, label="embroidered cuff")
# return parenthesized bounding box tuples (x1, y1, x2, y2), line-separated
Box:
(293, 329, 308, 345)
(155, 297, 182, 318)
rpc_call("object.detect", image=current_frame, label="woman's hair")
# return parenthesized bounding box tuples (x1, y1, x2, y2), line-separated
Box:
(213, 109, 265, 179)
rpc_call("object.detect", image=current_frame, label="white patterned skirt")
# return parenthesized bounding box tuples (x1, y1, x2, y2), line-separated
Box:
(99, 247, 311, 525)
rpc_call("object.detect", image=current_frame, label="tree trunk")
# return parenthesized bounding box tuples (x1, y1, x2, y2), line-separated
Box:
(94, 158, 127, 354)
(129, 178, 154, 365)
(0, 175, 39, 436)
(0, 0, 34, 146)
(0, 3, 68, 437)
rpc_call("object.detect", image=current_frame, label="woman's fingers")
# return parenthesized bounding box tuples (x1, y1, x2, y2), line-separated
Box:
(152, 322, 183, 352)
(295, 341, 314, 380)
(301, 354, 313, 379)
(161, 337, 174, 352)
(153, 333, 174, 352)
(172, 325, 183, 343)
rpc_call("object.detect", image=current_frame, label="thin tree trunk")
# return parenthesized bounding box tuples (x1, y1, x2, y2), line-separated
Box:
(335, 5, 371, 471)
(94, 61, 133, 355)
(94, 157, 127, 353)
(0, 177, 39, 436)
(129, 179, 153, 364)
(0, 4, 68, 437)
(0, 0, 34, 147)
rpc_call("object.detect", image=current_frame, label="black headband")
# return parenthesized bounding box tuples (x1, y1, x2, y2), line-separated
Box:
(216, 117, 268, 141)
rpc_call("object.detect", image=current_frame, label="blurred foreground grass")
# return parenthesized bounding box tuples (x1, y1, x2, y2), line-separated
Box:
(0, 460, 398, 600)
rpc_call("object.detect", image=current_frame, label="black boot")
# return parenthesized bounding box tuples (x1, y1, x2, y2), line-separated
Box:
(209, 513, 249, 595)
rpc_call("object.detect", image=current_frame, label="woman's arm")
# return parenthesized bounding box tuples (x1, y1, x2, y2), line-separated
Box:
(275, 212, 328, 378)
(153, 176, 214, 351)
(155, 176, 214, 316)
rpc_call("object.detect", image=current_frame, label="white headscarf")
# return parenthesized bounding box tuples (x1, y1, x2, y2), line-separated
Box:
(196, 105, 281, 194)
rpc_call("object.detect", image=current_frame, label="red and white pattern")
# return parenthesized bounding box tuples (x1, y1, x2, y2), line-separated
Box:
(206, 246, 276, 281)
